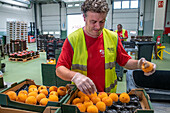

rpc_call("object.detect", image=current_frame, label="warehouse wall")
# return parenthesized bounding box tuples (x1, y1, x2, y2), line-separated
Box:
(41, 3, 60, 38)
(143, 0, 155, 36)
(112, 9, 139, 39)
(0, 4, 35, 35)
(165, 0, 170, 28)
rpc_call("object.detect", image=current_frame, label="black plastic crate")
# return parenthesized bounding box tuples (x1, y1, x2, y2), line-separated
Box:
(127, 70, 170, 101)
(122, 41, 136, 48)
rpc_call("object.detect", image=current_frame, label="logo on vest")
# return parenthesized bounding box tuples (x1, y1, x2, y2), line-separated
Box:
(99, 50, 105, 57)
(107, 48, 114, 53)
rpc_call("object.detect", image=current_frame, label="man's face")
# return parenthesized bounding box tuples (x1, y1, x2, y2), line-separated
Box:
(84, 11, 107, 38)
(117, 25, 122, 32)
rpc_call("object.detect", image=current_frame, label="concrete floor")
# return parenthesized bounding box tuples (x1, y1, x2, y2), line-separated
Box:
(1, 42, 170, 112)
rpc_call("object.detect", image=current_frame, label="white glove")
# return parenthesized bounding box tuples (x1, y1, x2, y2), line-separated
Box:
(138, 58, 156, 76)
(71, 73, 97, 95)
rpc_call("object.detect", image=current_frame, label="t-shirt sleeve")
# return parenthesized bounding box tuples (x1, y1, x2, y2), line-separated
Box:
(116, 38, 132, 66)
(125, 30, 128, 38)
(56, 38, 73, 69)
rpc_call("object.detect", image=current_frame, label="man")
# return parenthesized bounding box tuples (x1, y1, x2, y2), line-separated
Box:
(115, 24, 128, 41)
(56, 0, 156, 94)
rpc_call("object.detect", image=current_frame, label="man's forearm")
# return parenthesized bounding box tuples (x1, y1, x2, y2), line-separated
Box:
(56, 66, 77, 81)
(123, 59, 140, 70)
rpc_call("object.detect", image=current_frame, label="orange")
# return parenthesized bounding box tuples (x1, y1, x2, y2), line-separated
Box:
(87, 92, 97, 99)
(36, 93, 46, 103)
(38, 86, 47, 93)
(18, 90, 28, 95)
(87, 105, 98, 113)
(91, 96, 101, 104)
(28, 91, 38, 98)
(119, 92, 130, 103)
(6, 91, 17, 101)
(72, 98, 82, 105)
(102, 97, 113, 106)
(25, 96, 37, 105)
(57, 86, 67, 96)
(96, 101, 106, 112)
(16, 93, 28, 103)
(77, 91, 86, 97)
(49, 86, 58, 92)
(28, 88, 38, 93)
(28, 85, 37, 90)
(109, 93, 118, 102)
(84, 100, 93, 108)
(39, 89, 48, 96)
(98, 92, 108, 100)
(40, 98, 49, 106)
(48, 95, 59, 102)
(49, 91, 58, 96)
(80, 95, 90, 103)
(76, 103, 86, 112)
(142, 61, 153, 73)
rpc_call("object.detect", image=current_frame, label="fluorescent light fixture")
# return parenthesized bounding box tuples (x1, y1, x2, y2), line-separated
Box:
(43, 31, 48, 34)
(55, 31, 60, 35)
(67, 4, 73, 7)
(49, 31, 54, 34)
(74, 4, 79, 6)
(0, 0, 28, 7)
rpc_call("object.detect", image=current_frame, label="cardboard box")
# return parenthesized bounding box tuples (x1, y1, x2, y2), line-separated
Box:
(62, 88, 154, 113)
(0, 106, 60, 113)
(0, 79, 73, 112)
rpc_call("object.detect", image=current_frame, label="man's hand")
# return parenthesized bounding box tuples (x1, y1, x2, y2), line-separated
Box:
(71, 73, 97, 94)
(138, 58, 156, 76)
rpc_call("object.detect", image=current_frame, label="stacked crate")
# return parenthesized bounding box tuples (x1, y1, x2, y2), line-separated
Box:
(6, 21, 28, 43)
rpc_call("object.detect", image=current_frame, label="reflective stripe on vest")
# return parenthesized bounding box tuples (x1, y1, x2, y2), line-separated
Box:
(68, 28, 118, 93)
(115, 29, 127, 41)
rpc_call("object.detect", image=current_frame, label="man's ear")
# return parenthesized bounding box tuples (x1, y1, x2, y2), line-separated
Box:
(83, 14, 86, 21)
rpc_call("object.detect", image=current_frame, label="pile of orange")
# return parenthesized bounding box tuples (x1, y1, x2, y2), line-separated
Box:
(5, 85, 67, 106)
(72, 91, 131, 112)
(72, 91, 120, 112)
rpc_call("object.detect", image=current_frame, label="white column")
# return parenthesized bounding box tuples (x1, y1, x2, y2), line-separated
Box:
(153, 0, 167, 30)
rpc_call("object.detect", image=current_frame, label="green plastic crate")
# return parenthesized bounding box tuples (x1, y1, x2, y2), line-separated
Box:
(0, 79, 69, 113)
(61, 88, 154, 113)
(41, 63, 70, 87)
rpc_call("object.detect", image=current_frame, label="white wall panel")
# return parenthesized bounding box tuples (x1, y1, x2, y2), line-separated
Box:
(0, 4, 34, 32)
(41, 3, 60, 34)
(42, 4, 60, 15)
(42, 16, 60, 21)
(42, 25, 60, 31)
(42, 21, 60, 25)
(67, 7, 81, 14)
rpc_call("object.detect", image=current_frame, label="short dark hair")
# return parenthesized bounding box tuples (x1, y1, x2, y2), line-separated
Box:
(117, 24, 122, 28)
(81, 0, 109, 17)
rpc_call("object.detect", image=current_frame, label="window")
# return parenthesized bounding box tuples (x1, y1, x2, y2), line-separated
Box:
(122, 1, 129, 9)
(131, 0, 138, 8)
(114, 1, 121, 9)
(113, 0, 138, 9)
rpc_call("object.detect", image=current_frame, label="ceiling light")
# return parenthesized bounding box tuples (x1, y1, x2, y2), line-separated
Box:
(74, 4, 79, 6)
(67, 4, 73, 7)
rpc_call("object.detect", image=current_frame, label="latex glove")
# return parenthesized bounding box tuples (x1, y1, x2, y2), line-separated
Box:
(71, 73, 97, 95)
(138, 58, 156, 76)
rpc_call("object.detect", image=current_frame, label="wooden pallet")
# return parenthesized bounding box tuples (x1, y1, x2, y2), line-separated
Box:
(9, 55, 40, 62)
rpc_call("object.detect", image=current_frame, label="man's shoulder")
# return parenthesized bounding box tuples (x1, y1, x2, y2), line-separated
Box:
(68, 28, 83, 38)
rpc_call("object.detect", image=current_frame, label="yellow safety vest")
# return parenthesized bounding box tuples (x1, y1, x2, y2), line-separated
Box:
(68, 28, 118, 93)
(115, 29, 127, 41)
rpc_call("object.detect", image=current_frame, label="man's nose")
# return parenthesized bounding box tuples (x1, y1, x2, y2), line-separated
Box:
(95, 22, 100, 29)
